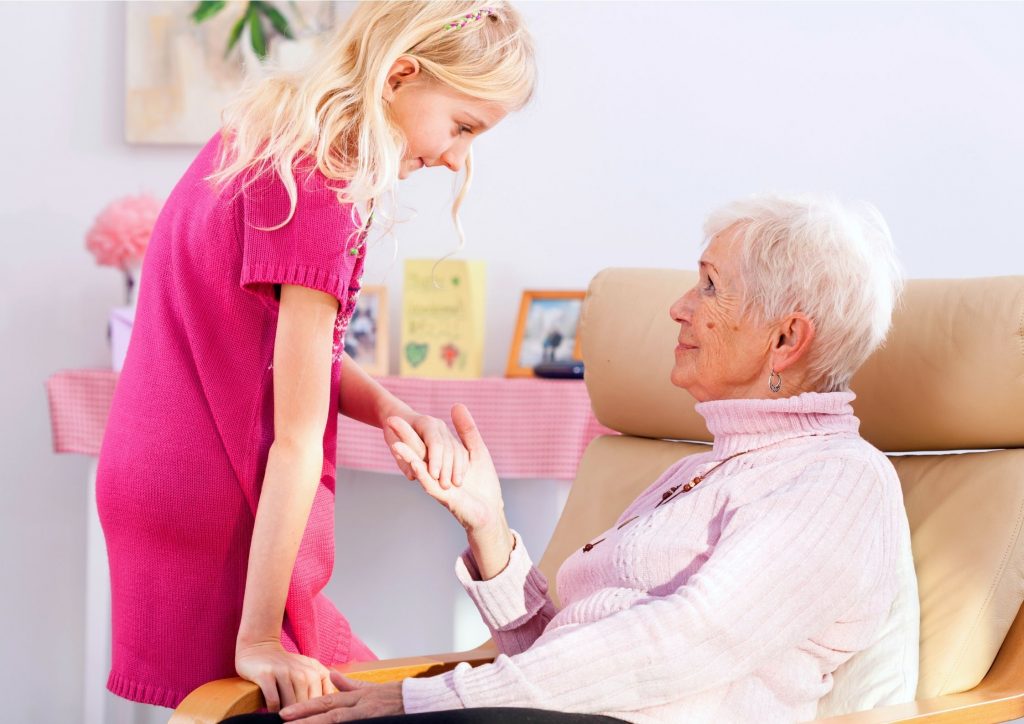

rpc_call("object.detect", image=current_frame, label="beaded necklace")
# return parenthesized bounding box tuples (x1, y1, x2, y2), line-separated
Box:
(581, 447, 763, 553)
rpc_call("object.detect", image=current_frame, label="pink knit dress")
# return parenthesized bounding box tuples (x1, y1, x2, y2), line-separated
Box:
(96, 134, 376, 708)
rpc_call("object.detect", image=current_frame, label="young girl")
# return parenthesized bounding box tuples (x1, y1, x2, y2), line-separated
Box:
(96, 1, 535, 714)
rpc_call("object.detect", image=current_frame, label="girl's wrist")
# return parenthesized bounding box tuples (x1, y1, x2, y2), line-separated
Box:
(236, 624, 283, 653)
(377, 398, 417, 429)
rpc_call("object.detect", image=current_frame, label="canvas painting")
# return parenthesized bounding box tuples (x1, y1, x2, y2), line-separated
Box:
(125, 1, 336, 144)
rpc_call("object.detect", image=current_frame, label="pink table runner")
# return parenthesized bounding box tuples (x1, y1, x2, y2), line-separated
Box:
(46, 370, 614, 480)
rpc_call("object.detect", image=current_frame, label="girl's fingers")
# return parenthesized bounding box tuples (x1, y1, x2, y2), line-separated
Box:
(291, 671, 310, 704)
(276, 671, 297, 710)
(390, 449, 415, 480)
(427, 435, 442, 483)
(322, 672, 337, 696)
(387, 416, 427, 458)
(393, 442, 440, 493)
(257, 674, 281, 713)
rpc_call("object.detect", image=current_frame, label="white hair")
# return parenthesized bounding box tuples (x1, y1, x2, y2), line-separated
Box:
(703, 193, 905, 393)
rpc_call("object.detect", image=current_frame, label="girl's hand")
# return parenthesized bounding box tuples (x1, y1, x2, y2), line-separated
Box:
(388, 404, 504, 534)
(279, 673, 403, 722)
(382, 412, 469, 490)
(235, 641, 335, 713)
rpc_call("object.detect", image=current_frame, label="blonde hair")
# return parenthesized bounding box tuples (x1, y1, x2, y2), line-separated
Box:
(210, 1, 536, 236)
(704, 193, 905, 393)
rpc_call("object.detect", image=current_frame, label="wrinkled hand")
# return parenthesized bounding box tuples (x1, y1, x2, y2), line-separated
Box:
(388, 404, 504, 534)
(279, 672, 403, 722)
(383, 412, 468, 489)
(235, 641, 335, 713)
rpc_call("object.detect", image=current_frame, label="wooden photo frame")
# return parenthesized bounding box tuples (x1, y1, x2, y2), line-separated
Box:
(346, 285, 389, 377)
(505, 290, 585, 378)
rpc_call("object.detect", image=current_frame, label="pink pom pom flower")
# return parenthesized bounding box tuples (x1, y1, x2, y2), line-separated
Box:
(85, 194, 163, 270)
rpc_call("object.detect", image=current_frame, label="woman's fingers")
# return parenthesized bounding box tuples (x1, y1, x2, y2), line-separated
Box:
(453, 443, 468, 487)
(451, 404, 486, 455)
(330, 671, 367, 691)
(440, 439, 455, 490)
(279, 691, 349, 721)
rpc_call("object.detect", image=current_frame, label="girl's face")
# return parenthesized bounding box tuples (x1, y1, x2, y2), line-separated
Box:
(384, 60, 508, 179)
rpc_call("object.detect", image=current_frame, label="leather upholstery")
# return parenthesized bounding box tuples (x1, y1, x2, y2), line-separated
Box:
(579, 269, 1024, 451)
(546, 268, 1024, 707)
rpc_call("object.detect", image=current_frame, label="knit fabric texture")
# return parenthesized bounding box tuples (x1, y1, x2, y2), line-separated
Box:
(403, 391, 914, 723)
(96, 134, 375, 708)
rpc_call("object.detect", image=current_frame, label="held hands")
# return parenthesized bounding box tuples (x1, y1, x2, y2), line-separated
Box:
(279, 672, 403, 722)
(235, 640, 336, 713)
(383, 412, 469, 490)
(388, 404, 505, 534)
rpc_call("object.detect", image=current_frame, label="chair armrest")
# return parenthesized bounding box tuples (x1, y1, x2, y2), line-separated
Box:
(813, 685, 1024, 723)
(168, 641, 497, 724)
(338, 640, 498, 683)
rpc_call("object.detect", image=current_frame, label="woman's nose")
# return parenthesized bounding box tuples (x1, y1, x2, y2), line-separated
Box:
(669, 288, 696, 323)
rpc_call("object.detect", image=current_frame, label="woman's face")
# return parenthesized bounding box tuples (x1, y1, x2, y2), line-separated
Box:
(385, 68, 508, 180)
(669, 228, 776, 402)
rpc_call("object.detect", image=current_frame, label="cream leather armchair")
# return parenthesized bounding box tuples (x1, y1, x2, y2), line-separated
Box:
(173, 270, 1024, 724)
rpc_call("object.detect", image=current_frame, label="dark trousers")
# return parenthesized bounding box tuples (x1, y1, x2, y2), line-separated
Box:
(222, 709, 624, 723)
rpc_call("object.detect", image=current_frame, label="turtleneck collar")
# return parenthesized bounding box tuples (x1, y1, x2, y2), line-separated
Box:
(694, 390, 861, 459)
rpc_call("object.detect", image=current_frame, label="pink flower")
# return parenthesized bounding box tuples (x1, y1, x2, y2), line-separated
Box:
(85, 194, 163, 269)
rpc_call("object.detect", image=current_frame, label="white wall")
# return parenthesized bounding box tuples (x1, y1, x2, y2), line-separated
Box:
(2, 1, 1022, 722)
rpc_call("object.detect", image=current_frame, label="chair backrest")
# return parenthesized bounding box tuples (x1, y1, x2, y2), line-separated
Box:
(538, 269, 1024, 709)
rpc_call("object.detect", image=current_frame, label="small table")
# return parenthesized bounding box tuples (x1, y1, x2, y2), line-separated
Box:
(46, 369, 612, 723)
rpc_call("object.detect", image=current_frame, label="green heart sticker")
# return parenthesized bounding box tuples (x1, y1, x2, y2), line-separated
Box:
(405, 342, 429, 368)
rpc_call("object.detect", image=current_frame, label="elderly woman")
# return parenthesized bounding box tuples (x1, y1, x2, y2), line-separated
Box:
(232, 194, 914, 724)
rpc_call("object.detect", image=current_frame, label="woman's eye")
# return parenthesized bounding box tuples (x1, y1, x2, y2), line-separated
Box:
(703, 277, 716, 293)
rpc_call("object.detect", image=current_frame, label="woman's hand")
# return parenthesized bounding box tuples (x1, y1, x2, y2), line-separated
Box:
(382, 411, 468, 490)
(279, 673, 403, 722)
(390, 404, 515, 579)
(235, 641, 335, 713)
(388, 404, 504, 533)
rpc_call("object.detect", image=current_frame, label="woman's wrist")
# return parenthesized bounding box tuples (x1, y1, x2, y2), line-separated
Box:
(467, 519, 515, 581)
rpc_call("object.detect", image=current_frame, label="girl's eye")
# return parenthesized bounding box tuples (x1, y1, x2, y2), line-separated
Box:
(457, 124, 473, 135)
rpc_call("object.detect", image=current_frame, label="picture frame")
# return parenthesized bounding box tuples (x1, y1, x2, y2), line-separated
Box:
(345, 285, 389, 377)
(506, 290, 586, 378)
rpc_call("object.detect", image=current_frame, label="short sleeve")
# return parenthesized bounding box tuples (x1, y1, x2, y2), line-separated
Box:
(239, 166, 361, 307)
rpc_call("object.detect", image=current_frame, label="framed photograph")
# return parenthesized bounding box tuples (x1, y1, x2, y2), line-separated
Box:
(345, 285, 389, 377)
(506, 290, 585, 378)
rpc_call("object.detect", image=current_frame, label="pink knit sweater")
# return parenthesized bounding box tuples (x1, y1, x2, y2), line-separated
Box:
(403, 391, 909, 723)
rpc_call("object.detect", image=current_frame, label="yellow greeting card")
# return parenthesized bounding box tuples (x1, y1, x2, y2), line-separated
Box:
(400, 259, 486, 378)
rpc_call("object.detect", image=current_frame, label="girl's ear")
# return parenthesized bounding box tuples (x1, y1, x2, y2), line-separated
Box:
(382, 56, 422, 101)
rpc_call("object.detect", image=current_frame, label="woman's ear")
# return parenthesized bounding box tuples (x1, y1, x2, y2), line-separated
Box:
(382, 56, 421, 101)
(771, 313, 815, 374)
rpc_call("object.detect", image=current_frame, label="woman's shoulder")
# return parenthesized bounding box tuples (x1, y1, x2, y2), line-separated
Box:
(765, 433, 901, 496)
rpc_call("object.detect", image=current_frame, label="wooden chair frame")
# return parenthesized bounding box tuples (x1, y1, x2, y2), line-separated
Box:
(170, 603, 1024, 724)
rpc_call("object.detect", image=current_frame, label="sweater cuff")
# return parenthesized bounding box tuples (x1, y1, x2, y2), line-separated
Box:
(402, 666, 465, 713)
(455, 530, 550, 632)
